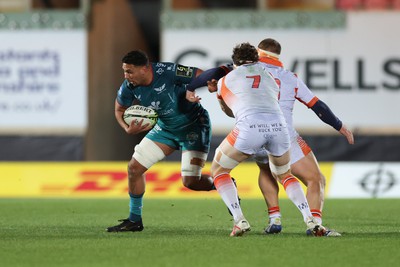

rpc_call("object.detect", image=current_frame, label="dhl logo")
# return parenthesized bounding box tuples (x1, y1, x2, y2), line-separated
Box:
(0, 162, 333, 198)
(41, 170, 202, 195)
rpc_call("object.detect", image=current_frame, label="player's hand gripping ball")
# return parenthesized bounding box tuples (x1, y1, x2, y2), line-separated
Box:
(123, 105, 158, 128)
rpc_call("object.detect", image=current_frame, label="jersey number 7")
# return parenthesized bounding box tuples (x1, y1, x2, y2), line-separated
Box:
(246, 75, 261, 89)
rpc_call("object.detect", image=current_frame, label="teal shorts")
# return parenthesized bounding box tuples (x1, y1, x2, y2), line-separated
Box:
(145, 110, 211, 153)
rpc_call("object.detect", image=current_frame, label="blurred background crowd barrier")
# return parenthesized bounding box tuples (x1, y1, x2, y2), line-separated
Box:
(0, 0, 399, 162)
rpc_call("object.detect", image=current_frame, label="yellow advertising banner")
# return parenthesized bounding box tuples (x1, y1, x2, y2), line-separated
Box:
(0, 162, 333, 198)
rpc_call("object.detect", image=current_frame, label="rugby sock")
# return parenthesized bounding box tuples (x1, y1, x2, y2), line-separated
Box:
(268, 206, 281, 219)
(281, 175, 313, 223)
(214, 173, 243, 222)
(311, 209, 322, 224)
(129, 192, 144, 222)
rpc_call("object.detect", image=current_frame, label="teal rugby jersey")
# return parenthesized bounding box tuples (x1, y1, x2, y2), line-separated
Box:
(116, 62, 206, 130)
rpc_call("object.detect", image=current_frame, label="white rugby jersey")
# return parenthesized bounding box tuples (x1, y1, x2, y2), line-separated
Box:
(217, 62, 282, 121)
(259, 57, 319, 140)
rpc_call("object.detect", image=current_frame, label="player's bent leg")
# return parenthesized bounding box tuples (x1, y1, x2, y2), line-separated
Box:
(212, 143, 244, 216)
(291, 152, 326, 223)
(212, 142, 251, 236)
(269, 152, 325, 236)
(181, 150, 214, 191)
(256, 162, 282, 234)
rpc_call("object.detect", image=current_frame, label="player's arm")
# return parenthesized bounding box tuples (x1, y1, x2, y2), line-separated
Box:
(187, 65, 232, 92)
(295, 76, 354, 144)
(186, 65, 232, 102)
(310, 99, 354, 144)
(114, 100, 152, 135)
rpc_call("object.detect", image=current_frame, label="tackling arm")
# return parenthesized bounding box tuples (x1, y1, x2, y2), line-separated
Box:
(310, 99, 342, 131)
(186, 65, 232, 103)
(311, 99, 354, 144)
(186, 65, 232, 92)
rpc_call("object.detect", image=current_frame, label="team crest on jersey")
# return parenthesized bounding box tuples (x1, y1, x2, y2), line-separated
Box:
(176, 65, 194, 77)
(154, 83, 166, 94)
(186, 132, 199, 141)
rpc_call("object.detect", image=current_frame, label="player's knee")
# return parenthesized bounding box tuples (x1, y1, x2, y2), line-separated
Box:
(127, 160, 144, 180)
(270, 162, 290, 176)
(311, 172, 326, 186)
(305, 172, 326, 192)
(133, 138, 165, 169)
(212, 147, 239, 171)
(181, 151, 207, 177)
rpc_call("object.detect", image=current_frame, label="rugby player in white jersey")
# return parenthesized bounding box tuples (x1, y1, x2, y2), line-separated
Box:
(209, 42, 326, 237)
(255, 38, 354, 236)
(186, 39, 354, 237)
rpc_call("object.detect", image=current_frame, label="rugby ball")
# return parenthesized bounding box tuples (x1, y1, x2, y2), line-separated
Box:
(123, 105, 158, 127)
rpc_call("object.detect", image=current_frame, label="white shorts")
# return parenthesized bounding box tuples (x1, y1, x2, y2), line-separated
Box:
(254, 134, 312, 164)
(227, 113, 290, 157)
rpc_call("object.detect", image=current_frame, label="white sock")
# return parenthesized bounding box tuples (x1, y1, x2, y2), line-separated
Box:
(214, 173, 243, 222)
(282, 176, 313, 223)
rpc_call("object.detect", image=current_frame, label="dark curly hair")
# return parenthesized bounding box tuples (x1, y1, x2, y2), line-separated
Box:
(122, 50, 149, 66)
(231, 42, 259, 66)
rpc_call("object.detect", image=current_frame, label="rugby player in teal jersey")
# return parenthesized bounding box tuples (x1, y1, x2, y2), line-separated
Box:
(107, 50, 214, 232)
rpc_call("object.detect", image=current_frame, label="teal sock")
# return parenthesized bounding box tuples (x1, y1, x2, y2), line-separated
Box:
(129, 192, 144, 222)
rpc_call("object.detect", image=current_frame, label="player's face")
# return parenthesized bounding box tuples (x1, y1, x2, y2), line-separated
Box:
(122, 63, 146, 86)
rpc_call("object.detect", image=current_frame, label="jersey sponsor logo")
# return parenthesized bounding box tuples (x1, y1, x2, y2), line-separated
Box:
(154, 84, 166, 94)
(176, 65, 194, 77)
(156, 68, 164, 75)
(135, 94, 142, 101)
(159, 108, 174, 116)
(156, 63, 166, 67)
(150, 101, 161, 110)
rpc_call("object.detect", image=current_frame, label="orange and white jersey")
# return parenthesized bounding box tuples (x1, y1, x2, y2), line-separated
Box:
(217, 62, 282, 120)
(259, 57, 319, 142)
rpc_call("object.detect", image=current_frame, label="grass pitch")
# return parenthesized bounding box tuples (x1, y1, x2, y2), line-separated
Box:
(1, 198, 399, 267)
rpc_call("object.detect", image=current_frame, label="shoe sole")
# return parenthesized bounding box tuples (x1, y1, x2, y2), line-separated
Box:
(106, 227, 144, 233)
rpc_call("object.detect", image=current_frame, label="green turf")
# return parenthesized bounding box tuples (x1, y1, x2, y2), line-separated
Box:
(1, 198, 399, 267)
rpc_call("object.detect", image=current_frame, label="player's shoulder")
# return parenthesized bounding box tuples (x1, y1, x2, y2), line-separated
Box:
(274, 67, 299, 81)
(119, 79, 132, 91)
(155, 62, 197, 79)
